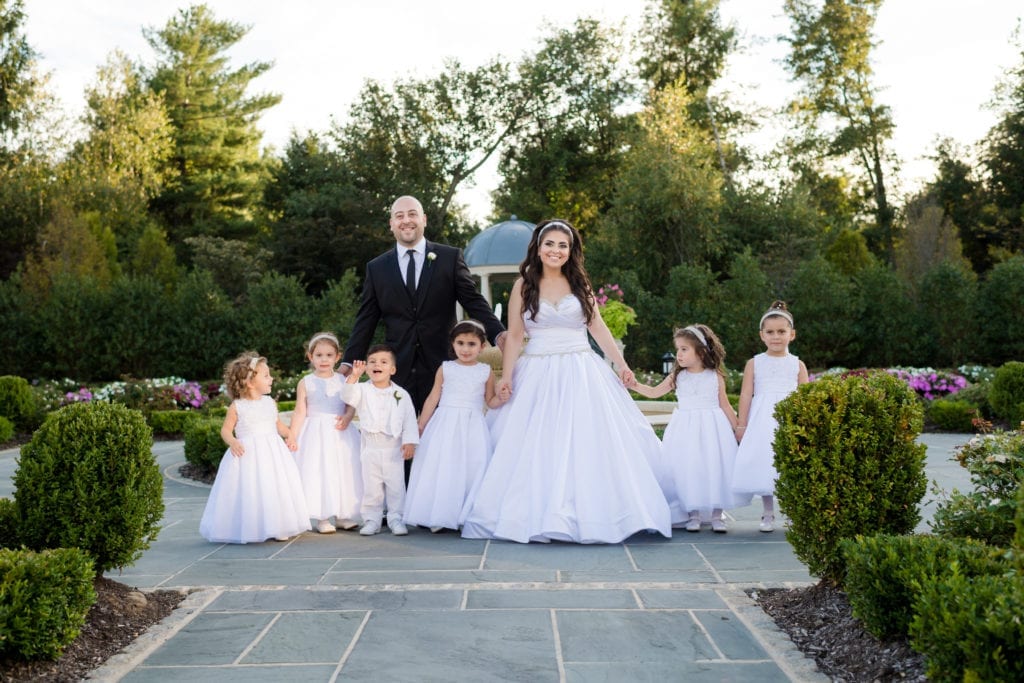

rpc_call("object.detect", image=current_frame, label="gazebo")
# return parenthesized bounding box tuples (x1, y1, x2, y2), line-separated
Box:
(463, 216, 535, 307)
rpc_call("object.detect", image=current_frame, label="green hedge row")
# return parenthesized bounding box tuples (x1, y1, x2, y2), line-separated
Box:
(619, 255, 1024, 372)
(0, 268, 361, 381)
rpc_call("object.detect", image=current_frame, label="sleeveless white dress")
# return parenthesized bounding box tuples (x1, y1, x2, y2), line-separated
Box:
(660, 369, 741, 514)
(404, 361, 492, 530)
(462, 294, 673, 543)
(199, 396, 310, 543)
(294, 373, 362, 525)
(732, 353, 801, 500)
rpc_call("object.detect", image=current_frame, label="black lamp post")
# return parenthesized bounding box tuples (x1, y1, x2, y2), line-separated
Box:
(661, 352, 675, 375)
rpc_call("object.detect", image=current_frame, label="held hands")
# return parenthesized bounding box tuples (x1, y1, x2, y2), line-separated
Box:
(335, 414, 351, 431)
(618, 367, 636, 388)
(496, 379, 512, 402)
(284, 435, 298, 452)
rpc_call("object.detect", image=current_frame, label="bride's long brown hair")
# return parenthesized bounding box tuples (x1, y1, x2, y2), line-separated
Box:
(519, 219, 595, 324)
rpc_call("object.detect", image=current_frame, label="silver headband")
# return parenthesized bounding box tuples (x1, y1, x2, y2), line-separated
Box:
(307, 332, 339, 352)
(538, 221, 573, 243)
(457, 319, 486, 333)
(760, 309, 794, 328)
(682, 325, 707, 348)
(248, 356, 261, 371)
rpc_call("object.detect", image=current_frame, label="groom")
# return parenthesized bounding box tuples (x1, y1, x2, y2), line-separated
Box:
(341, 195, 505, 414)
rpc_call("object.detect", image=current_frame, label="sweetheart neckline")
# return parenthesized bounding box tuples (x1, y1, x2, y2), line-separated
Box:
(539, 293, 576, 309)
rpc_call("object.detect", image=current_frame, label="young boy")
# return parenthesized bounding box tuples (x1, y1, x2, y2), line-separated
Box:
(342, 345, 419, 535)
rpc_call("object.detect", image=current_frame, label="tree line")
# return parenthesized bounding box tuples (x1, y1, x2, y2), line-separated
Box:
(1, 0, 1022, 380)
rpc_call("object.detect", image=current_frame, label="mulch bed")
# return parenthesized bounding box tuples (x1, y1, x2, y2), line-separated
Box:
(0, 577, 185, 682)
(754, 582, 927, 682)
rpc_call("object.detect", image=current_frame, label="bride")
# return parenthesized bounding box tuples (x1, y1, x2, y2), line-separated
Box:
(461, 219, 679, 543)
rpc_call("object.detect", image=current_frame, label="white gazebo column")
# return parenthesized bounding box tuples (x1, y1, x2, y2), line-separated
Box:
(480, 273, 492, 305)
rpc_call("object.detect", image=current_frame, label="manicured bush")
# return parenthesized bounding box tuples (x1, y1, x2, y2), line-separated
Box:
(954, 380, 992, 419)
(184, 416, 226, 472)
(0, 498, 19, 549)
(840, 534, 1003, 640)
(926, 398, 978, 432)
(773, 371, 927, 584)
(0, 547, 96, 660)
(910, 570, 1024, 682)
(147, 409, 200, 436)
(990, 361, 1024, 428)
(0, 376, 36, 431)
(0, 416, 13, 443)
(931, 430, 1024, 546)
(277, 400, 296, 413)
(14, 402, 164, 572)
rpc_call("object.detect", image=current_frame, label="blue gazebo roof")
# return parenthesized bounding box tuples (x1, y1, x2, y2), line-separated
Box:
(464, 217, 535, 267)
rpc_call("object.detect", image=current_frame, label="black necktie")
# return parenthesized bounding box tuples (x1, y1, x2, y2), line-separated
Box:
(405, 249, 416, 296)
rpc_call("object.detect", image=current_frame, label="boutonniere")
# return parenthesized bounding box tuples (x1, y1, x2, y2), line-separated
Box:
(426, 251, 437, 266)
(394, 390, 402, 404)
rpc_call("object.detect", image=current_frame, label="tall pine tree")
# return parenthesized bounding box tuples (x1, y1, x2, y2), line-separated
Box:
(144, 4, 280, 250)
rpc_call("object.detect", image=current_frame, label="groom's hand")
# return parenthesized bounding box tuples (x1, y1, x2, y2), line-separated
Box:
(495, 331, 508, 351)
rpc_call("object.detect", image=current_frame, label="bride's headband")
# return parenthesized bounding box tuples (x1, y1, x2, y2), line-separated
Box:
(682, 325, 707, 348)
(759, 308, 794, 328)
(307, 332, 340, 352)
(538, 221, 573, 243)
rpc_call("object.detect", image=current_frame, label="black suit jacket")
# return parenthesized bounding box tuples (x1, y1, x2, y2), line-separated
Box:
(343, 241, 504, 411)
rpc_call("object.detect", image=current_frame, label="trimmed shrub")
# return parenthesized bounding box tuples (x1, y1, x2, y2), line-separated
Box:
(184, 416, 226, 472)
(954, 380, 993, 419)
(910, 571, 1024, 682)
(990, 361, 1024, 428)
(840, 534, 1003, 640)
(931, 430, 1024, 546)
(926, 398, 978, 432)
(0, 416, 13, 443)
(0, 547, 96, 660)
(14, 402, 164, 572)
(147, 409, 199, 436)
(0, 376, 36, 431)
(0, 498, 19, 549)
(773, 371, 927, 584)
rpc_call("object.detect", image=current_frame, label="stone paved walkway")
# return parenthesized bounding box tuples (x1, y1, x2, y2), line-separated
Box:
(0, 433, 971, 682)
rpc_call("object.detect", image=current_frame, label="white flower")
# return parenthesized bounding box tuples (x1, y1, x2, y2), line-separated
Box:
(394, 391, 402, 404)
(426, 251, 437, 264)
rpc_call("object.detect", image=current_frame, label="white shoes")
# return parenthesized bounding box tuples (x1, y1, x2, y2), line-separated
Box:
(316, 519, 336, 534)
(359, 520, 381, 536)
(760, 515, 775, 532)
(711, 518, 727, 533)
(685, 516, 701, 532)
(429, 526, 444, 534)
(338, 520, 359, 531)
(389, 520, 408, 536)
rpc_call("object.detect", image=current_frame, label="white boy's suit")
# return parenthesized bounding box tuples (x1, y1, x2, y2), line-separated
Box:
(341, 382, 419, 527)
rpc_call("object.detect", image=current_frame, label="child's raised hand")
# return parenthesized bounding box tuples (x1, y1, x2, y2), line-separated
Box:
(347, 360, 366, 382)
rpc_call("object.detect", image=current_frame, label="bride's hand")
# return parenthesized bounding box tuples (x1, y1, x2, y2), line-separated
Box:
(619, 367, 635, 386)
(497, 378, 512, 400)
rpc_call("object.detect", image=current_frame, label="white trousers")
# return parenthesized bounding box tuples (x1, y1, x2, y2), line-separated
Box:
(360, 433, 406, 525)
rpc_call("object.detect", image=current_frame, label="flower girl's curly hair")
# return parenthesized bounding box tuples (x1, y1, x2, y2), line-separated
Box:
(223, 351, 266, 400)
(670, 324, 727, 386)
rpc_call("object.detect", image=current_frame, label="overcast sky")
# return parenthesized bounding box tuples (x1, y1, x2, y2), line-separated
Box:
(23, 0, 1024, 223)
